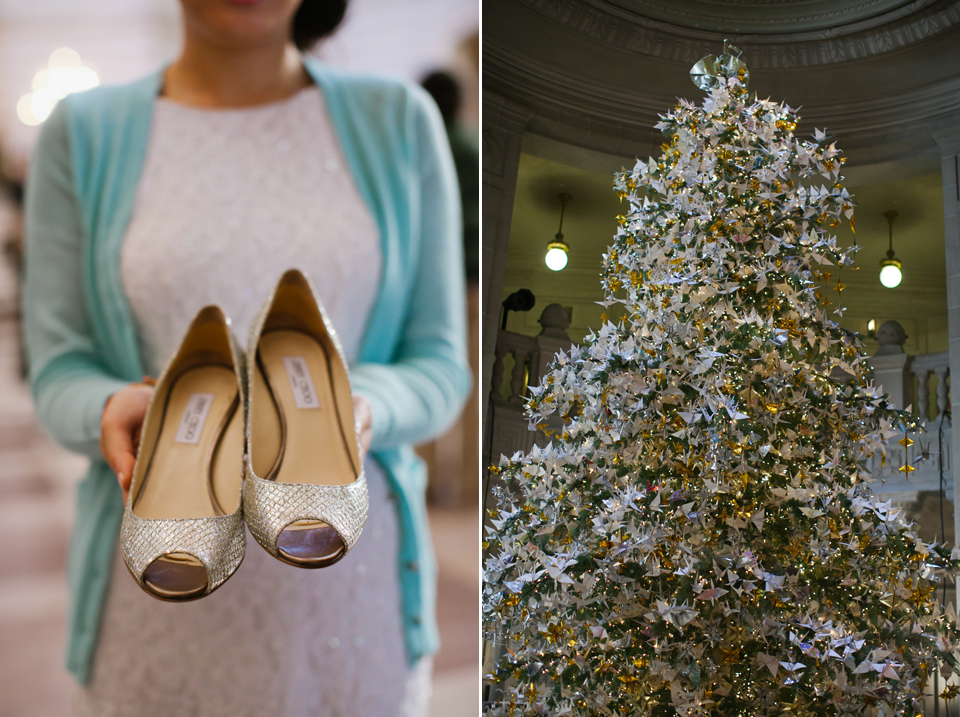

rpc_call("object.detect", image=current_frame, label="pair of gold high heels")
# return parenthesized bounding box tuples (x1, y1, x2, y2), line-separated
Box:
(120, 270, 367, 601)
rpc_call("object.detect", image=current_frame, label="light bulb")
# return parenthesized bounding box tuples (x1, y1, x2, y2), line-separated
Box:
(879, 263, 902, 288)
(545, 246, 568, 271)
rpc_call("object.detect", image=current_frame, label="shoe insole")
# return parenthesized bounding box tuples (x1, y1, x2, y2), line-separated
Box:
(134, 366, 243, 520)
(251, 358, 283, 481)
(253, 330, 357, 492)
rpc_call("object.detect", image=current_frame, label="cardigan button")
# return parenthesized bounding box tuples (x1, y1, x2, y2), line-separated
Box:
(406, 561, 419, 572)
(411, 616, 421, 625)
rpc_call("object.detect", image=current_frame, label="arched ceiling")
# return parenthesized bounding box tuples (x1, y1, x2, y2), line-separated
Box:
(484, 0, 960, 165)
(588, 0, 937, 38)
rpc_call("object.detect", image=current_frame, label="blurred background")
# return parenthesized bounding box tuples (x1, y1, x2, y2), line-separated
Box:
(0, 1, 478, 715)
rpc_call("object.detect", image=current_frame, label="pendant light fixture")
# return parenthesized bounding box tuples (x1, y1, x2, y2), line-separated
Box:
(545, 193, 571, 271)
(879, 209, 902, 289)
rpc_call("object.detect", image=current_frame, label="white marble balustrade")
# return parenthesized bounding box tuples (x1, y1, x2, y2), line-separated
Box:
(867, 348, 952, 505)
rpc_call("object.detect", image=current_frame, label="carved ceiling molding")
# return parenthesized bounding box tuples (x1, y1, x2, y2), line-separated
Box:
(482, 93, 537, 179)
(514, 0, 960, 68)
(604, 0, 934, 36)
(483, 92, 537, 134)
(934, 124, 960, 154)
(485, 38, 960, 163)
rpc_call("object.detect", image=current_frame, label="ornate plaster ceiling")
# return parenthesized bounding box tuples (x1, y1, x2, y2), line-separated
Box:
(605, 0, 925, 36)
(484, 0, 960, 165)
(558, 0, 950, 44)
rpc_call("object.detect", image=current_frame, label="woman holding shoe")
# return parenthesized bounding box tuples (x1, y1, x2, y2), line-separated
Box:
(23, 0, 470, 714)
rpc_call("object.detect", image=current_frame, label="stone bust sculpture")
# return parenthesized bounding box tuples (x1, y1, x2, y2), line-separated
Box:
(875, 320, 907, 355)
(538, 303, 571, 339)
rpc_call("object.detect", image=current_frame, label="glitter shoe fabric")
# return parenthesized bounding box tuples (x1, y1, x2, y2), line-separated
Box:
(120, 508, 246, 593)
(243, 471, 368, 556)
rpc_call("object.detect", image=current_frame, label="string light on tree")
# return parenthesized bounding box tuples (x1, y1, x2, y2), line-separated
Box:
(483, 41, 960, 717)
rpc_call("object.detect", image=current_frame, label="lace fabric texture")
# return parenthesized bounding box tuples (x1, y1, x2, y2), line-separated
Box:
(74, 87, 428, 715)
(120, 86, 381, 378)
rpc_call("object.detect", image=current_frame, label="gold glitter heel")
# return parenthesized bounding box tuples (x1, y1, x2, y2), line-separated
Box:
(244, 269, 367, 568)
(120, 306, 246, 600)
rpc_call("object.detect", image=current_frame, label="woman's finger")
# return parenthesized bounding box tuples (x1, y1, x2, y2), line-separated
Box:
(117, 451, 136, 500)
(100, 414, 136, 475)
(100, 385, 153, 501)
(101, 419, 137, 502)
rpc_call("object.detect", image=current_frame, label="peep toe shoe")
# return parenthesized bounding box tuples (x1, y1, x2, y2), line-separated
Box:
(120, 306, 246, 600)
(244, 269, 368, 568)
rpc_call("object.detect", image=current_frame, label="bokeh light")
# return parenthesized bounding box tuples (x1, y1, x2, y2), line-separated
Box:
(17, 48, 99, 126)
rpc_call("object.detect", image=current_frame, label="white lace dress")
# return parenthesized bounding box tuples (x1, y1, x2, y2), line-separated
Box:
(72, 86, 432, 717)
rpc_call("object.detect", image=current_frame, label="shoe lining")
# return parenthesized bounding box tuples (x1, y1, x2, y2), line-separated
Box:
(134, 366, 243, 520)
(252, 329, 357, 489)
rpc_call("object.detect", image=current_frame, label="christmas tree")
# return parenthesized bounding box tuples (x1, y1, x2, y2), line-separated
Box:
(483, 44, 960, 717)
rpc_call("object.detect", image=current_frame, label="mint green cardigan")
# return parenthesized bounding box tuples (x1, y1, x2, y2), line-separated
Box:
(22, 59, 470, 684)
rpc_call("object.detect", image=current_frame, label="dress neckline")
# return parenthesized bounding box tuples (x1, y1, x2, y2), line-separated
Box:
(155, 83, 320, 114)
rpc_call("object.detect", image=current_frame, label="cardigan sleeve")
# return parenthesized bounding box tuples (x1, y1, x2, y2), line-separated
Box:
(22, 103, 129, 461)
(349, 89, 472, 450)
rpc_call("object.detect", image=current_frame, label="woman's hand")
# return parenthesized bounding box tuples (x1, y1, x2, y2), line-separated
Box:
(100, 383, 154, 503)
(353, 395, 373, 461)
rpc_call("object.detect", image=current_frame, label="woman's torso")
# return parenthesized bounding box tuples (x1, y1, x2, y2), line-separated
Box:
(74, 86, 429, 717)
(120, 85, 380, 368)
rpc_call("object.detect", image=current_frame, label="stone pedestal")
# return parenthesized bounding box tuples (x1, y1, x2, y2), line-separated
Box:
(868, 352, 912, 410)
(533, 335, 571, 383)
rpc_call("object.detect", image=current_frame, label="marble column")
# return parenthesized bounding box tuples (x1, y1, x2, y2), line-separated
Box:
(934, 125, 960, 554)
(481, 90, 533, 462)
